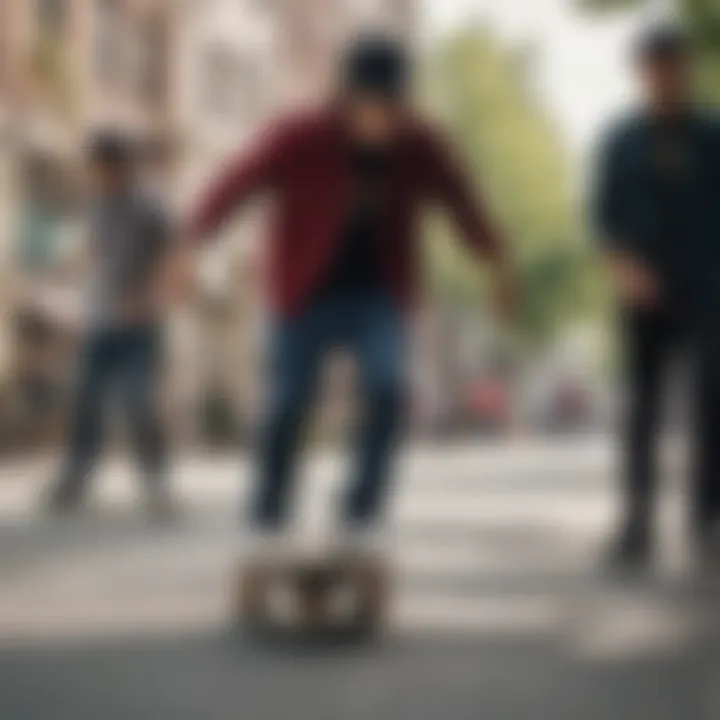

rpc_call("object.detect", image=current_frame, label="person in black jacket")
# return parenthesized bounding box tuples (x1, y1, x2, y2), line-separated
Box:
(595, 26, 720, 568)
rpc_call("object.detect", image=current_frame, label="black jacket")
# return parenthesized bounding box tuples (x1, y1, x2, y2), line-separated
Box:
(594, 108, 720, 309)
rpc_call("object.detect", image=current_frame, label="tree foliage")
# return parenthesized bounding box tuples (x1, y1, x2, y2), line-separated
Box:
(424, 27, 601, 347)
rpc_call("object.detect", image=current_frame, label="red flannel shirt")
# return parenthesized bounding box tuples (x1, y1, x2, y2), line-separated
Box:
(189, 108, 505, 316)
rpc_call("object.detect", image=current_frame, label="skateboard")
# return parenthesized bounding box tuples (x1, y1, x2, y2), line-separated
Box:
(234, 549, 390, 643)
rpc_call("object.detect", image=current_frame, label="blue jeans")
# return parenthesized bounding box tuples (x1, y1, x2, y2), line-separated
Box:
(252, 292, 406, 528)
(54, 324, 166, 501)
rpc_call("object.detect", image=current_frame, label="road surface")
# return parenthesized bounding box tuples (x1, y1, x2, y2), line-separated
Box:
(0, 438, 717, 719)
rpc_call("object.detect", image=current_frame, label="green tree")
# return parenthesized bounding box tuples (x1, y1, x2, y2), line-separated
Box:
(424, 27, 601, 347)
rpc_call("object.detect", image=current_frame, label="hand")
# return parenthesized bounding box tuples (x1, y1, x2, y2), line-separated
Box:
(606, 252, 662, 310)
(160, 243, 197, 310)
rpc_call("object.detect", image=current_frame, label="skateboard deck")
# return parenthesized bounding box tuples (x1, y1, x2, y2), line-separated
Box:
(234, 550, 391, 643)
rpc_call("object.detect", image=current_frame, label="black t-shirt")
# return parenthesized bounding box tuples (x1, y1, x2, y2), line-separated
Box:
(652, 119, 695, 243)
(317, 144, 391, 299)
(649, 117, 697, 301)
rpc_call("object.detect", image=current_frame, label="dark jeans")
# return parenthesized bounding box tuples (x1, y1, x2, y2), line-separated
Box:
(54, 324, 167, 500)
(252, 292, 406, 529)
(622, 307, 720, 540)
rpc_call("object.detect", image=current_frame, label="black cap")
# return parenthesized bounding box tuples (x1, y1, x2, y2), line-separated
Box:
(634, 24, 690, 63)
(86, 129, 135, 168)
(342, 33, 410, 100)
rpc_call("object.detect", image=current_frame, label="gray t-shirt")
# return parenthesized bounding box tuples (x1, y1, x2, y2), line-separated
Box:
(87, 188, 173, 328)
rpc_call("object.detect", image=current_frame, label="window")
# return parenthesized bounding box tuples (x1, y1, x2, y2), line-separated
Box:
(36, 0, 65, 36)
(138, 15, 169, 106)
(388, 0, 414, 28)
(16, 154, 74, 274)
(93, 0, 123, 87)
(0, 1, 7, 87)
(200, 46, 261, 121)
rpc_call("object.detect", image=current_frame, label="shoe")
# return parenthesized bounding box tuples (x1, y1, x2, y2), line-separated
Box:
(603, 523, 652, 573)
(695, 523, 720, 572)
(43, 481, 84, 517)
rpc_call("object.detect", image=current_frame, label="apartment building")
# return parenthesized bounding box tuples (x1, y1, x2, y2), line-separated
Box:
(0, 0, 180, 446)
(0, 0, 179, 277)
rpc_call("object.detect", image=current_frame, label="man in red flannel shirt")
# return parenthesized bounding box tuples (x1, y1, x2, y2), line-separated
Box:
(186, 34, 516, 550)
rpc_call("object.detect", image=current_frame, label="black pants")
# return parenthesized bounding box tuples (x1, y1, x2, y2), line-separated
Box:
(622, 307, 720, 539)
(54, 324, 167, 499)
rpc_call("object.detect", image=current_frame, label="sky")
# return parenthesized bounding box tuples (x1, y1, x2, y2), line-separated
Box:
(423, 0, 671, 158)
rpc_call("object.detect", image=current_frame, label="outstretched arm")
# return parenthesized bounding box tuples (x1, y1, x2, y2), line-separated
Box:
(168, 120, 293, 306)
(423, 131, 505, 261)
(187, 120, 292, 241)
(423, 130, 517, 319)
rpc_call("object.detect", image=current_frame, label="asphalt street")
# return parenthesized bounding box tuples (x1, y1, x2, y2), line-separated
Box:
(0, 438, 717, 719)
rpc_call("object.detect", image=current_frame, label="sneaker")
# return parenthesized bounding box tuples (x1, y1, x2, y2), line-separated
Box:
(603, 523, 652, 574)
(43, 481, 84, 517)
(695, 523, 720, 572)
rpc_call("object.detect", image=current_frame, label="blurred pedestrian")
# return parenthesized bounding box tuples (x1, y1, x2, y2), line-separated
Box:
(185, 33, 516, 554)
(47, 131, 176, 521)
(595, 25, 720, 568)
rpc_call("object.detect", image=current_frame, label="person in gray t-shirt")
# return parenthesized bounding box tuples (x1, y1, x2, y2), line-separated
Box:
(48, 131, 175, 520)
(87, 185, 172, 329)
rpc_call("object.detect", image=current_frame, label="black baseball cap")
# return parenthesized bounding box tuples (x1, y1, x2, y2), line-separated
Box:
(342, 33, 411, 100)
(634, 25, 690, 63)
(86, 129, 135, 168)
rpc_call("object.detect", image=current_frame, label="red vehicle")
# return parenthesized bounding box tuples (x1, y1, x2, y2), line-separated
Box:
(464, 377, 512, 435)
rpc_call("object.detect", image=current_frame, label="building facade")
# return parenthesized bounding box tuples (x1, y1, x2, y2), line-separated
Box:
(0, 0, 180, 446)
